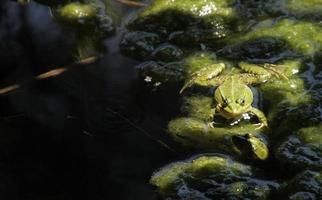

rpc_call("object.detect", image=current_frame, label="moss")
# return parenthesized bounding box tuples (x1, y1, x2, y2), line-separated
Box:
(128, 0, 236, 45)
(56, 3, 97, 25)
(151, 155, 279, 199)
(120, 31, 161, 59)
(229, 19, 322, 56)
(131, 0, 236, 28)
(132, 52, 222, 84)
(275, 125, 322, 170)
(260, 60, 309, 105)
(168, 117, 263, 154)
(151, 44, 184, 62)
(279, 170, 322, 199)
(297, 125, 322, 146)
(138, 0, 235, 19)
(219, 37, 291, 61)
(253, 59, 319, 137)
(182, 96, 213, 120)
(53, 1, 115, 36)
(183, 52, 222, 73)
(150, 161, 190, 195)
(284, 0, 322, 17)
(136, 61, 185, 82)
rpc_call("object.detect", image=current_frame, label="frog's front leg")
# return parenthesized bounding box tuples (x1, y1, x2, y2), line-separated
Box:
(249, 107, 268, 129)
(180, 63, 225, 93)
(207, 107, 220, 128)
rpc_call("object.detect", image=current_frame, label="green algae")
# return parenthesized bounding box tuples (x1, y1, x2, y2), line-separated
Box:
(275, 125, 322, 170)
(151, 44, 184, 62)
(298, 125, 322, 146)
(51, 1, 116, 59)
(133, 52, 220, 84)
(151, 155, 279, 200)
(271, 0, 322, 19)
(285, 0, 322, 12)
(229, 19, 322, 56)
(130, 0, 236, 28)
(120, 31, 161, 59)
(136, 61, 185, 83)
(183, 52, 219, 74)
(128, 0, 237, 46)
(259, 60, 309, 106)
(138, 0, 235, 19)
(279, 170, 322, 199)
(53, 1, 115, 35)
(257, 60, 322, 138)
(56, 2, 97, 26)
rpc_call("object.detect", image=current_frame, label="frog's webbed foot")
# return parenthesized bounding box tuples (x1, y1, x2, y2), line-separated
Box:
(180, 63, 225, 93)
(250, 107, 268, 130)
(254, 122, 267, 130)
(207, 108, 218, 128)
(208, 120, 223, 128)
(263, 63, 289, 81)
(208, 121, 216, 128)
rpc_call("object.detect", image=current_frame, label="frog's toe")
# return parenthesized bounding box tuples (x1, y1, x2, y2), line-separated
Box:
(208, 122, 216, 128)
(254, 123, 267, 130)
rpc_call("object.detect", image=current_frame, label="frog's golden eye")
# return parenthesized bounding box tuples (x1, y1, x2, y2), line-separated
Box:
(222, 99, 228, 107)
(238, 99, 245, 106)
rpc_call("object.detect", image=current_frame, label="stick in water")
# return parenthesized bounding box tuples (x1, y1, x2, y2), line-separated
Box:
(0, 56, 98, 95)
(117, 0, 147, 7)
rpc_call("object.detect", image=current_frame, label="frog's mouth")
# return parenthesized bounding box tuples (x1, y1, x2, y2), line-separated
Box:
(219, 109, 243, 119)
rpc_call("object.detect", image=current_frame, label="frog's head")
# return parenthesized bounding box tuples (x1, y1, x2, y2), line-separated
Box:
(215, 76, 253, 118)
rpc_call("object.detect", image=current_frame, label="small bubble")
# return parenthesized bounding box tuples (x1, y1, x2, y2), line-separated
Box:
(292, 69, 299, 74)
(144, 76, 152, 82)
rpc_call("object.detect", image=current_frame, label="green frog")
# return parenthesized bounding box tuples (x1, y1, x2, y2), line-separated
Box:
(181, 62, 288, 129)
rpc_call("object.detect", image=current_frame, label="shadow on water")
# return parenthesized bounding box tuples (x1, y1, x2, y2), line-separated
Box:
(0, 1, 179, 200)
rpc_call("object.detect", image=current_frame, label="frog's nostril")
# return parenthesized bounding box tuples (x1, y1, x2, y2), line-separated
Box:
(229, 106, 239, 114)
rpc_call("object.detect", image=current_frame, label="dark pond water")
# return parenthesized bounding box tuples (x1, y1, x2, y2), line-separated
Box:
(1, 0, 322, 200)
(0, 1, 182, 199)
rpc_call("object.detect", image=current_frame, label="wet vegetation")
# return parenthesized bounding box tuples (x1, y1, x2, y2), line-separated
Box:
(0, 0, 321, 199)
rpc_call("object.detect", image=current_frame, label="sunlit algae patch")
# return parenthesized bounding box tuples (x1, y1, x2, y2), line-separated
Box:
(228, 19, 322, 56)
(123, 0, 240, 51)
(150, 154, 279, 200)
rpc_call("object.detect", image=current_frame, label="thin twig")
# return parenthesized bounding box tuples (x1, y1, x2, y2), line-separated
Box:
(0, 56, 98, 95)
(105, 107, 177, 153)
(1, 113, 26, 121)
(0, 84, 20, 95)
(117, 0, 147, 7)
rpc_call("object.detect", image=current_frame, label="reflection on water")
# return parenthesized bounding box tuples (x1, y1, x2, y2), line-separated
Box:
(0, 1, 178, 199)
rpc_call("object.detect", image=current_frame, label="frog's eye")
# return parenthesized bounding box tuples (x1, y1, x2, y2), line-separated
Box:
(222, 99, 228, 107)
(239, 99, 245, 106)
